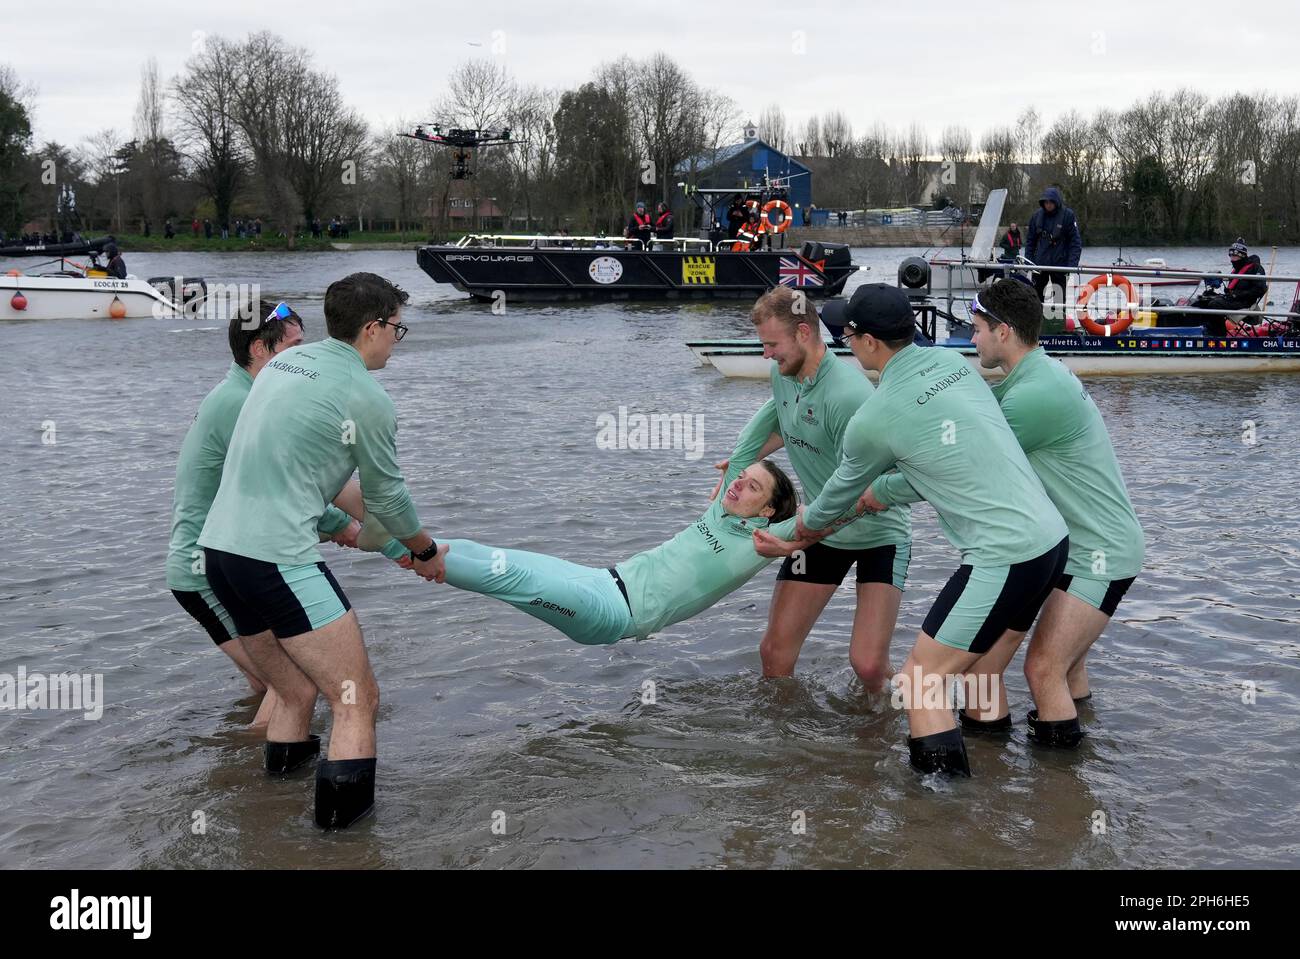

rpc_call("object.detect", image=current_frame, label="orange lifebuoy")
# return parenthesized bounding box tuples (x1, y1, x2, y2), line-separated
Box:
(1076, 273, 1136, 336)
(761, 199, 792, 233)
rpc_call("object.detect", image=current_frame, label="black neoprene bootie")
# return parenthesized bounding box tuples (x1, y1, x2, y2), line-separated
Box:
(265, 734, 320, 774)
(907, 727, 972, 777)
(1026, 709, 1085, 749)
(314, 757, 376, 829)
(959, 711, 1013, 735)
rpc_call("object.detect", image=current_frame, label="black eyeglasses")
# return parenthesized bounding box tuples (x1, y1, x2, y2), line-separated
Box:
(373, 317, 408, 341)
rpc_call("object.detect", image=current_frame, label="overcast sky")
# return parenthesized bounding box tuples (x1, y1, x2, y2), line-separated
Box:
(8, 0, 1299, 150)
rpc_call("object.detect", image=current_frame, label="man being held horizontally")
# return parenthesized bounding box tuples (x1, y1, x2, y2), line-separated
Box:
(757, 284, 1068, 777)
(199, 273, 448, 829)
(719, 287, 911, 691)
(962, 279, 1144, 747)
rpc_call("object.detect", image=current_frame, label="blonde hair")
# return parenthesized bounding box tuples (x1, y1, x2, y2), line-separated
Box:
(750, 286, 820, 335)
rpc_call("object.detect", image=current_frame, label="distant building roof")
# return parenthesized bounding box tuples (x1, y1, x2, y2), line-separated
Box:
(676, 139, 812, 176)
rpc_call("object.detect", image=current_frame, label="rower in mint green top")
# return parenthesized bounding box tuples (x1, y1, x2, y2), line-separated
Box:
(730, 347, 910, 550)
(990, 346, 1144, 580)
(437, 459, 810, 645)
(614, 459, 800, 639)
(198, 338, 422, 566)
(167, 362, 352, 591)
(800, 343, 1067, 566)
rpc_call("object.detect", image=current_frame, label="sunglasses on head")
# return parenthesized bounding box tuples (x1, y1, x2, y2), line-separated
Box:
(971, 292, 1006, 327)
(263, 301, 294, 325)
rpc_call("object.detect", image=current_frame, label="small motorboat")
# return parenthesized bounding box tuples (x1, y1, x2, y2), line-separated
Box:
(1, 237, 210, 321)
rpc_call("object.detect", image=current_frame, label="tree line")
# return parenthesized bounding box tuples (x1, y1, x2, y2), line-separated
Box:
(2, 45, 1298, 246)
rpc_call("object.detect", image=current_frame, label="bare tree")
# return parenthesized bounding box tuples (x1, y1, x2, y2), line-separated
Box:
(173, 35, 245, 230)
(980, 125, 1019, 200)
(443, 59, 515, 130)
(800, 114, 821, 157)
(230, 32, 303, 243)
(75, 128, 126, 231)
(821, 110, 852, 158)
(900, 123, 929, 203)
(1014, 106, 1042, 167)
(133, 58, 171, 230)
(683, 89, 738, 231)
(758, 103, 789, 153)
(629, 53, 703, 207)
(1041, 110, 1106, 228)
(374, 120, 428, 233)
(435, 59, 519, 230)
(283, 66, 370, 226)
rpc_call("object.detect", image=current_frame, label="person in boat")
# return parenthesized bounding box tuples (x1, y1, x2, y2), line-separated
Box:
(626, 201, 653, 249)
(167, 300, 408, 732)
(379, 458, 804, 648)
(1190, 238, 1267, 335)
(718, 287, 911, 691)
(104, 242, 127, 280)
(999, 222, 1022, 259)
(1024, 186, 1082, 306)
(735, 208, 764, 251)
(653, 201, 674, 243)
(759, 283, 1069, 777)
(961, 279, 1144, 749)
(727, 196, 747, 239)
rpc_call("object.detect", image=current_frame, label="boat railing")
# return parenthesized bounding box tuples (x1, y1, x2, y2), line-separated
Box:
(925, 256, 1300, 322)
(452, 234, 714, 253)
(929, 256, 1300, 285)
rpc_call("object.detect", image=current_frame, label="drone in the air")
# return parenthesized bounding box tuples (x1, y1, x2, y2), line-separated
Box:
(399, 124, 516, 179)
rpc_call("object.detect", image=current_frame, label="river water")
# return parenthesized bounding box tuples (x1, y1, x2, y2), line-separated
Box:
(1, 246, 1297, 869)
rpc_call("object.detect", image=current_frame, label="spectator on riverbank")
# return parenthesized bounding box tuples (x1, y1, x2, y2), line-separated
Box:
(1025, 186, 1082, 305)
(204, 219, 212, 239)
(191, 218, 200, 237)
(165, 219, 175, 240)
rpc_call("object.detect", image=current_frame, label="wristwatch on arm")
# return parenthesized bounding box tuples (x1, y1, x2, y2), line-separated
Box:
(412, 541, 439, 563)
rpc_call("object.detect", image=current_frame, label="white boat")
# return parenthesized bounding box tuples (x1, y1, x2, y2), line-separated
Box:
(1, 238, 210, 321)
(0, 271, 209, 321)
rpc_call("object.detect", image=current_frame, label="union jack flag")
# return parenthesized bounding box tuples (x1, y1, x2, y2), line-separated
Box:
(777, 256, 823, 288)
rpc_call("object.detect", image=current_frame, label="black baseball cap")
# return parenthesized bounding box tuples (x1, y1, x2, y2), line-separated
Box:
(820, 283, 917, 341)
